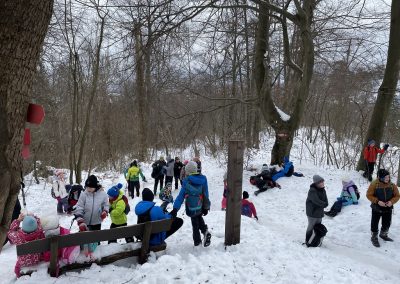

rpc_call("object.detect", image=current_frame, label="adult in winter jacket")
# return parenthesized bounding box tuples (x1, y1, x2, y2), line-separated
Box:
(366, 169, 399, 247)
(164, 155, 175, 184)
(305, 175, 328, 244)
(135, 188, 183, 245)
(52, 170, 69, 214)
(74, 175, 109, 231)
(325, 176, 359, 217)
(126, 160, 147, 198)
(107, 183, 133, 243)
(363, 139, 388, 181)
(241, 191, 258, 220)
(180, 160, 189, 180)
(152, 156, 167, 195)
(173, 157, 184, 190)
(171, 161, 211, 247)
(7, 214, 45, 277)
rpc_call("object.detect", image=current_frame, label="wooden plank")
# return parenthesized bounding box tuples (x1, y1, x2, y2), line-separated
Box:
(138, 222, 153, 264)
(48, 236, 59, 277)
(225, 140, 244, 246)
(17, 219, 173, 255)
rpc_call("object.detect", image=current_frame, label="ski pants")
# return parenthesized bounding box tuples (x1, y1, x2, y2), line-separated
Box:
(305, 216, 322, 243)
(371, 209, 392, 233)
(190, 215, 208, 245)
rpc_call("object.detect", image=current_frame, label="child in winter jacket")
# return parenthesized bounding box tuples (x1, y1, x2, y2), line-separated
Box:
(7, 213, 45, 277)
(41, 215, 80, 266)
(52, 169, 69, 214)
(67, 184, 83, 214)
(126, 160, 147, 198)
(325, 176, 359, 217)
(107, 183, 133, 243)
(159, 182, 174, 213)
(241, 191, 258, 220)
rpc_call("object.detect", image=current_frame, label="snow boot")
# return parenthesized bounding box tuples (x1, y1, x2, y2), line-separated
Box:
(371, 232, 380, 247)
(324, 211, 337, 217)
(379, 230, 394, 242)
(203, 231, 212, 247)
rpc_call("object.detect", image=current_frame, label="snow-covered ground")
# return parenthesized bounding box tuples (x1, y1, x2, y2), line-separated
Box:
(1, 138, 400, 283)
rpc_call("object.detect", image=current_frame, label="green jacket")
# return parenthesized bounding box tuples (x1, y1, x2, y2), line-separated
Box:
(109, 190, 127, 225)
(126, 166, 145, 182)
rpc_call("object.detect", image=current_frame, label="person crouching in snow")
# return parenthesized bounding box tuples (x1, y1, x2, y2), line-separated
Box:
(107, 183, 133, 243)
(325, 176, 359, 217)
(159, 182, 174, 213)
(305, 175, 328, 244)
(74, 175, 109, 231)
(7, 213, 45, 277)
(367, 169, 399, 247)
(170, 161, 212, 247)
(41, 215, 80, 268)
(241, 191, 258, 220)
(135, 188, 183, 245)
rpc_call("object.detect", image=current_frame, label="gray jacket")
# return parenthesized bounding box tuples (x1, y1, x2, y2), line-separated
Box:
(75, 189, 109, 225)
(165, 159, 175, 177)
(306, 184, 328, 218)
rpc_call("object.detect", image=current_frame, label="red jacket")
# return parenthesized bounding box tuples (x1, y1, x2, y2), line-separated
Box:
(241, 199, 257, 218)
(363, 146, 384, 163)
(7, 217, 45, 277)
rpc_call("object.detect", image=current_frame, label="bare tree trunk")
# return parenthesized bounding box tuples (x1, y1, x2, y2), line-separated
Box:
(357, 0, 400, 170)
(0, 0, 53, 251)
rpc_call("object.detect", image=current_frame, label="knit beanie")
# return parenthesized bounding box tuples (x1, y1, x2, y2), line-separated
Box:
(41, 215, 59, 231)
(341, 176, 351, 184)
(185, 161, 198, 175)
(107, 183, 123, 198)
(22, 216, 38, 233)
(243, 191, 249, 199)
(159, 156, 165, 161)
(368, 139, 375, 146)
(142, 188, 154, 201)
(85, 175, 99, 189)
(378, 169, 389, 180)
(313, 175, 324, 184)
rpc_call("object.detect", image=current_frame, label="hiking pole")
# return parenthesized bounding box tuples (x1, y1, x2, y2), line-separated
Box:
(20, 171, 27, 211)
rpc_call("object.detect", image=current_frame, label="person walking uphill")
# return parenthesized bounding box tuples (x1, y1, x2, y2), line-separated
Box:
(170, 161, 211, 247)
(363, 139, 389, 182)
(74, 175, 109, 231)
(152, 156, 167, 195)
(126, 160, 147, 198)
(305, 175, 328, 246)
(366, 169, 399, 247)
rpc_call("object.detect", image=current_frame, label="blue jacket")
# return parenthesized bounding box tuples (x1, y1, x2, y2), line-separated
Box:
(173, 174, 209, 211)
(134, 201, 171, 245)
(339, 181, 358, 206)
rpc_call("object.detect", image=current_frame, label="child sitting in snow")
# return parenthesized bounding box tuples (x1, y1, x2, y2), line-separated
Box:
(250, 164, 281, 196)
(7, 213, 45, 277)
(41, 215, 80, 266)
(159, 182, 174, 213)
(241, 191, 258, 220)
(325, 176, 359, 217)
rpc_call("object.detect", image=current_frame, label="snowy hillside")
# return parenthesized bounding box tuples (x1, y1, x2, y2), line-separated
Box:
(1, 139, 400, 284)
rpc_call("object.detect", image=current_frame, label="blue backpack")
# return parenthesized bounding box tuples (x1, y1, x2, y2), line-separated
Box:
(184, 182, 204, 217)
(241, 204, 252, 217)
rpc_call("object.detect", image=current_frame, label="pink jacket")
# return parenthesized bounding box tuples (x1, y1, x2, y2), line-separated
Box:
(241, 199, 257, 218)
(43, 227, 80, 265)
(7, 217, 45, 277)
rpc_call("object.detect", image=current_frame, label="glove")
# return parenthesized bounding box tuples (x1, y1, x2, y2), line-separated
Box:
(101, 210, 108, 220)
(383, 144, 389, 150)
(202, 208, 208, 216)
(169, 208, 178, 218)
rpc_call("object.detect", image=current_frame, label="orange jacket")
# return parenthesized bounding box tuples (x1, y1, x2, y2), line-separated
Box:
(363, 146, 384, 163)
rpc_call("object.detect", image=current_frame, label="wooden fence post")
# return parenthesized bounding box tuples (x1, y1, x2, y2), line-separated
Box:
(225, 140, 244, 246)
(138, 222, 152, 264)
(48, 236, 59, 277)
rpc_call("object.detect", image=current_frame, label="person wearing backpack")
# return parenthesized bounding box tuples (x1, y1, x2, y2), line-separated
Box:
(305, 175, 328, 246)
(324, 176, 359, 217)
(241, 191, 258, 220)
(152, 156, 167, 195)
(67, 184, 84, 214)
(366, 169, 399, 247)
(107, 183, 133, 243)
(363, 139, 389, 182)
(135, 188, 183, 245)
(126, 160, 147, 198)
(170, 161, 211, 247)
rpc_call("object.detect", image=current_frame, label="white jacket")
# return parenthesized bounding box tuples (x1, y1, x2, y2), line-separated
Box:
(52, 179, 68, 199)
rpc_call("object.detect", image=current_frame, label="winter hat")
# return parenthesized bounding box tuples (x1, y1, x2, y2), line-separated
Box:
(85, 175, 99, 189)
(378, 169, 390, 180)
(165, 182, 172, 189)
(132, 160, 138, 167)
(22, 216, 38, 233)
(175, 156, 180, 161)
(261, 164, 269, 172)
(185, 161, 198, 175)
(107, 183, 123, 198)
(183, 160, 189, 165)
(313, 175, 324, 184)
(342, 176, 351, 184)
(368, 139, 375, 146)
(159, 156, 165, 161)
(142, 188, 154, 201)
(41, 215, 60, 231)
(243, 191, 249, 199)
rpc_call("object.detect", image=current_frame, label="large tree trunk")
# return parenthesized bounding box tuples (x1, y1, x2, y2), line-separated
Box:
(356, 0, 400, 170)
(0, 0, 53, 251)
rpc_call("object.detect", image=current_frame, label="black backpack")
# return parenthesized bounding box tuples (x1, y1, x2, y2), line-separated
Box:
(307, 223, 328, 247)
(346, 185, 360, 200)
(151, 162, 163, 178)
